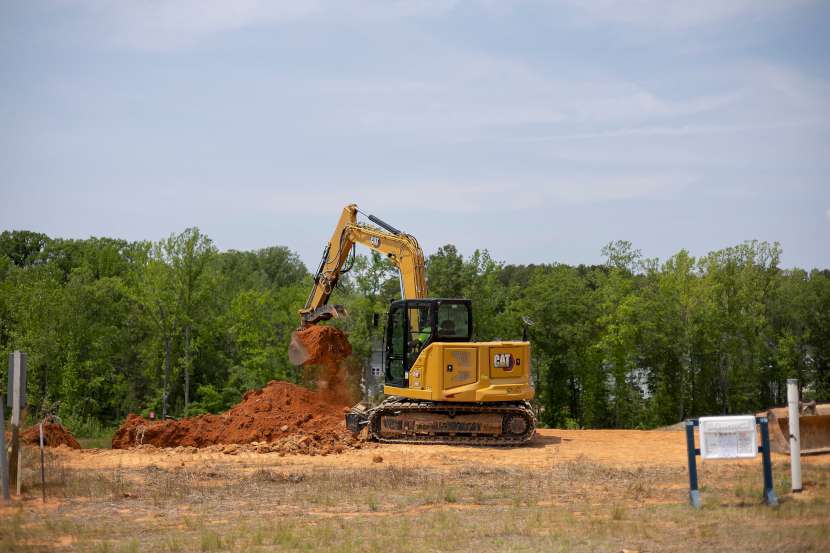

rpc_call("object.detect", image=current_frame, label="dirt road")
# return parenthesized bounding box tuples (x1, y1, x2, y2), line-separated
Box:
(3, 429, 829, 553)
(60, 428, 825, 473)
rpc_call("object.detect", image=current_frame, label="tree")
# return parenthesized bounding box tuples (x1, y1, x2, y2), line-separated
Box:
(130, 242, 179, 418)
(513, 264, 600, 427)
(426, 245, 468, 297)
(1, 226, 827, 433)
(164, 228, 217, 413)
(0, 230, 49, 267)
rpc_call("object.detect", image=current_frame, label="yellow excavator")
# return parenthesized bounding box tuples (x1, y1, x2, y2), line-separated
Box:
(296, 204, 536, 445)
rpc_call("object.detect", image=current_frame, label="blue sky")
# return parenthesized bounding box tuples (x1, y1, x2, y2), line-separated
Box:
(2, 0, 829, 270)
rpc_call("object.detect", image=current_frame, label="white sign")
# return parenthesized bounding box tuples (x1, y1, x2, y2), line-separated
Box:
(699, 415, 758, 460)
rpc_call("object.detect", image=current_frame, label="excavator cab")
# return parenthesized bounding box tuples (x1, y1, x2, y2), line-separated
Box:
(385, 299, 472, 388)
(346, 295, 536, 443)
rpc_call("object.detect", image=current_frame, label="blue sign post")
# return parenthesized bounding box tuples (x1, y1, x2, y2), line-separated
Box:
(684, 416, 778, 508)
(684, 420, 702, 508)
(759, 417, 778, 506)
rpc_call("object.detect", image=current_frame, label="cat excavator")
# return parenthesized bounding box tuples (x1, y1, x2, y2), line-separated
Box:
(293, 204, 536, 445)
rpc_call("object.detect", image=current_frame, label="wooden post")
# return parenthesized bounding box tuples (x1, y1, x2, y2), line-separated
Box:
(8, 351, 27, 496)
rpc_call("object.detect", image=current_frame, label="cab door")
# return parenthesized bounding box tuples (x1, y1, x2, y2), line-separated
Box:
(384, 304, 407, 388)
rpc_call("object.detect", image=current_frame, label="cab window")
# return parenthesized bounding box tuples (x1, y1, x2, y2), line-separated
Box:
(436, 303, 469, 339)
(386, 305, 406, 384)
(407, 303, 434, 367)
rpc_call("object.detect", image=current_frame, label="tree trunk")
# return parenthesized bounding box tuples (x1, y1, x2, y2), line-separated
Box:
(184, 324, 191, 412)
(569, 373, 579, 426)
(159, 303, 171, 419)
(163, 332, 171, 419)
(817, 356, 830, 400)
(679, 350, 689, 422)
(719, 351, 729, 415)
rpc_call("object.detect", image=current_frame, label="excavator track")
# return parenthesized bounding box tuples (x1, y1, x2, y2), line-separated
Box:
(365, 397, 536, 446)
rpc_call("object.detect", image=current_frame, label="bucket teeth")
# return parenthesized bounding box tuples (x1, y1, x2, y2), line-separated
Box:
(301, 304, 348, 326)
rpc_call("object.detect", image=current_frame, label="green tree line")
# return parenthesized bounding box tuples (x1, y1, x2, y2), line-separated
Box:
(1, 229, 828, 432)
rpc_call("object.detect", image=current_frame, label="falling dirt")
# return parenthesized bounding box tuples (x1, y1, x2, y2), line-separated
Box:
(21, 423, 81, 449)
(289, 324, 353, 405)
(289, 324, 352, 366)
(112, 380, 363, 455)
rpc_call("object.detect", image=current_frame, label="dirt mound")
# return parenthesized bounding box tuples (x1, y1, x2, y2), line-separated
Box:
(112, 380, 361, 455)
(21, 423, 81, 449)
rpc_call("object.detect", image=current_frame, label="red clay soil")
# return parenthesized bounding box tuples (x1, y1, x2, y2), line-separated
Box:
(289, 324, 352, 366)
(289, 324, 354, 405)
(112, 380, 360, 455)
(21, 423, 81, 449)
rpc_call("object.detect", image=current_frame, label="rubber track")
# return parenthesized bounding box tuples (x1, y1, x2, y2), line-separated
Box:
(368, 398, 537, 446)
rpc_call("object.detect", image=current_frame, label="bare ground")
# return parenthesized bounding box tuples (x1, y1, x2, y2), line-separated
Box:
(2, 428, 829, 552)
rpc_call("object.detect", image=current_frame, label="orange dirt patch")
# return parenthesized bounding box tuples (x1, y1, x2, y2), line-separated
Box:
(112, 380, 361, 455)
(21, 423, 81, 449)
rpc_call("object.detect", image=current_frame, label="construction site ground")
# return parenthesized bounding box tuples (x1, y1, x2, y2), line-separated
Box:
(2, 428, 829, 553)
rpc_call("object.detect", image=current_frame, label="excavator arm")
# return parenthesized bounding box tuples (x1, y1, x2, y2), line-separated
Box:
(299, 204, 427, 326)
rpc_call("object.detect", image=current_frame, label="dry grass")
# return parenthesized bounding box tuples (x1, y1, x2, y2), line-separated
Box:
(1, 446, 829, 552)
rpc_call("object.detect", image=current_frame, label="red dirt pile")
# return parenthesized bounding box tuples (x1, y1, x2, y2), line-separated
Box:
(21, 423, 81, 449)
(112, 380, 362, 455)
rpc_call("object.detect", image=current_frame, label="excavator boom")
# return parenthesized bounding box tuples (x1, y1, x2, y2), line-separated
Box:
(299, 204, 427, 326)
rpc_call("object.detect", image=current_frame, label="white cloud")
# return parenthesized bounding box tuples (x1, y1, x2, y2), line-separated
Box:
(560, 0, 815, 31)
(75, 0, 322, 50)
(208, 173, 690, 218)
(73, 0, 461, 50)
(331, 0, 460, 20)
(281, 54, 748, 139)
(66, 0, 821, 51)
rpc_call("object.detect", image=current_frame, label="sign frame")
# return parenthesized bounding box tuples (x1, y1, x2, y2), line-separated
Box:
(684, 416, 778, 508)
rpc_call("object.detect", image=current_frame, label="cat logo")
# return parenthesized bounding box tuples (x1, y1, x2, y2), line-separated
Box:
(370, 236, 381, 247)
(493, 353, 514, 369)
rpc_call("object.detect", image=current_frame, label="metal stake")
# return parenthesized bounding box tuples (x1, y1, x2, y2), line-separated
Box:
(685, 420, 701, 508)
(759, 417, 779, 507)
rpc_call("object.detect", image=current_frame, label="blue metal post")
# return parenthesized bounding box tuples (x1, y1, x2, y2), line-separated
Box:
(685, 420, 701, 508)
(758, 417, 779, 507)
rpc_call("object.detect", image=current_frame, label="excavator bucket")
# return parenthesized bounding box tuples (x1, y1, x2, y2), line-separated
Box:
(302, 304, 348, 326)
(765, 402, 830, 455)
